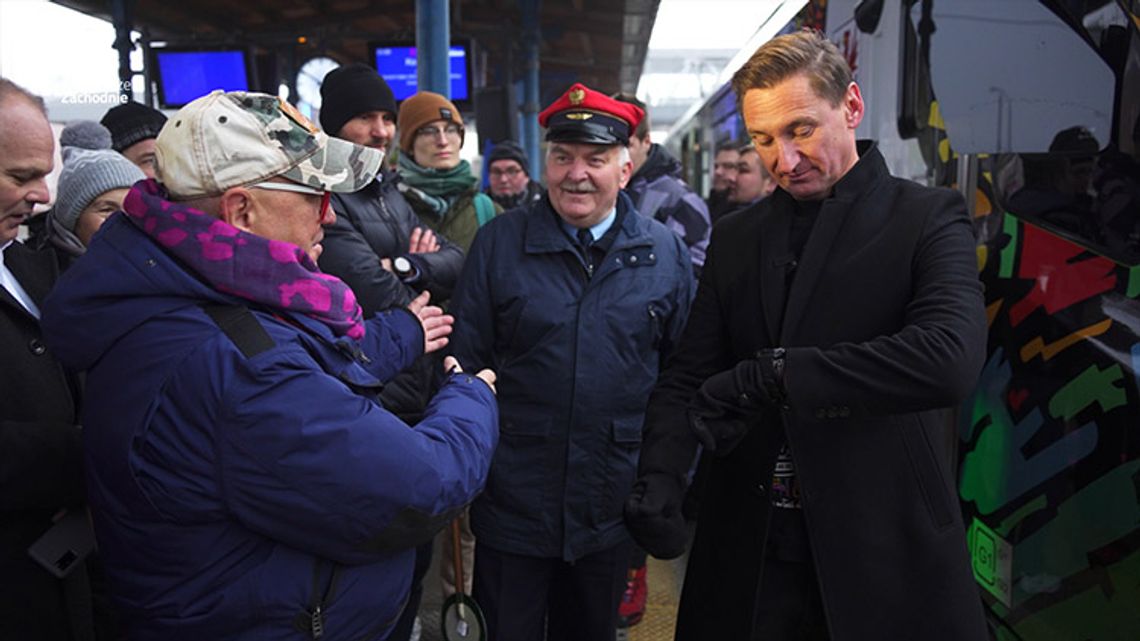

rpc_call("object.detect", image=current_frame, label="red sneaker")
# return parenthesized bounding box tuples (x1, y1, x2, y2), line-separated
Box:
(617, 564, 648, 628)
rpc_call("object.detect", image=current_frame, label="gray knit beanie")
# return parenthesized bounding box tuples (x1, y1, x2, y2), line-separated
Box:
(54, 121, 146, 233)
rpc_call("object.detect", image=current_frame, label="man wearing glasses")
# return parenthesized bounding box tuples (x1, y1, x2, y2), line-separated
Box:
(484, 140, 545, 210)
(39, 90, 500, 641)
(396, 92, 499, 252)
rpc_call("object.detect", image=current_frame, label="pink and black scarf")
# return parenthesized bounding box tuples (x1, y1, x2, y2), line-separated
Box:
(123, 180, 365, 340)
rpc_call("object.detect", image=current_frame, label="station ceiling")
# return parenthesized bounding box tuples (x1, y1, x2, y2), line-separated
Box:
(51, 0, 661, 105)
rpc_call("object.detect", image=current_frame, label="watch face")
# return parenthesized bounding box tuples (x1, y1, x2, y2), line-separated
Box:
(394, 256, 412, 274)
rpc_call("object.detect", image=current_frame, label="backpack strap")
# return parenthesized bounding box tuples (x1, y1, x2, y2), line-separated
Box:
(201, 304, 276, 358)
(473, 192, 497, 227)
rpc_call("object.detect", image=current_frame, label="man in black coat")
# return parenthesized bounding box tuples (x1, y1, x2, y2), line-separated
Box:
(316, 63, 467, 641)
(0, 77, 100, 640)
(624, 32, 989, 641)
(317, 63, 464, 315)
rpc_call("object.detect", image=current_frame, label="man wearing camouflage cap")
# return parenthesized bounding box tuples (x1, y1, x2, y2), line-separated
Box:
(448, 83, 694, 641)
(40, 90, 499, 640)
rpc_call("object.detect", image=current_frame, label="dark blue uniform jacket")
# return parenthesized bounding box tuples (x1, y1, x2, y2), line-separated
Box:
(449, 192, 693, 561)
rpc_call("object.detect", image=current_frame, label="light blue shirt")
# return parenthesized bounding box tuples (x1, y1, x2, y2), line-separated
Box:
(560, 206, 617, 244)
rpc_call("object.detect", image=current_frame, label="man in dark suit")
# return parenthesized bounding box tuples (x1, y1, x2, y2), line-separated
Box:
(624, 31, 989, 641)
(0, 77, 96, 640)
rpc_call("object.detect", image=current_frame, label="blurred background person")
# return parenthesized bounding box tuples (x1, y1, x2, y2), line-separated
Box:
(484, 140, 544, 210)
(726, 144, 776, 213)
(707, 142, 740, 224)
(614, 92, 710, 277)
(99, 101, 167, 179)
(396, 92, 499, 252)
(41, 120, 144, 262)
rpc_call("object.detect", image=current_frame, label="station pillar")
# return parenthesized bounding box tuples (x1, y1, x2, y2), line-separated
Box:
(416, 0, 451, 96)
(110, 0, 134, 102)
(520, 0, 542, 178)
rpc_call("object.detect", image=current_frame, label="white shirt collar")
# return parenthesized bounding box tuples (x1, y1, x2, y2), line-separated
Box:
(0, 240, 42, 319)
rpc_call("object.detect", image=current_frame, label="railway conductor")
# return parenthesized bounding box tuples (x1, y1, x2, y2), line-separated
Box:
(624, 30, 989, 641)
(448, 83, 694, 641)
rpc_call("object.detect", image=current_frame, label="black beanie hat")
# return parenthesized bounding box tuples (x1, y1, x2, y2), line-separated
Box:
(319, 63, 398, 136)
(487, 141, 529, 175)
(100, 101, 168, 152)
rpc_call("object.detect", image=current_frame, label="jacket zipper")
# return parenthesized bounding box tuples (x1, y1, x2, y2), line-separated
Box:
(304, 560, 341, 639)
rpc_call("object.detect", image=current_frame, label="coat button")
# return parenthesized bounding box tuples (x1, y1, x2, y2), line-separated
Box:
(28, 338, 46, 355)
(757, 483, 766, 493)
(629, 255, 638, 263)
(145, 258, 157, 267)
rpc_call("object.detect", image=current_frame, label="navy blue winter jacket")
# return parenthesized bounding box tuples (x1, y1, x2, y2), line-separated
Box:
(39, 214, 498, 641)
(449, 192, 693, 561)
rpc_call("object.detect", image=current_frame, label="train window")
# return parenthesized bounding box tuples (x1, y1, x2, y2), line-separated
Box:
(986, 5, 1140, 265)
(924, 0, 1114, 154)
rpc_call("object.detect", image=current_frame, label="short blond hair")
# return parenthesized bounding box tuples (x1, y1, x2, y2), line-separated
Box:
(731, 30, 852, 109)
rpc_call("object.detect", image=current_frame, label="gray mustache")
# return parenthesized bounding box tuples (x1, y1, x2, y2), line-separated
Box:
(559, 180, 597, 193)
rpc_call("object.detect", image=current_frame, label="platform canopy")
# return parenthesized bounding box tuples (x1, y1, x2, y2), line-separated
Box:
(51, 0, 661, 103)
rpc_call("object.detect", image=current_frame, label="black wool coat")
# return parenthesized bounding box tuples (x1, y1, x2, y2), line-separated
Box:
(643, 143, 990, 641)
(0, 240, 86, 639)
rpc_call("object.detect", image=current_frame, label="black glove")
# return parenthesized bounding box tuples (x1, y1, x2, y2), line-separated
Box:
(624, 472, 689, 560)
(689, 349, 786, 454)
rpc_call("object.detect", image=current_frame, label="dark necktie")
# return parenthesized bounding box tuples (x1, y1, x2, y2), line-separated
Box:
(577, 228, 596, 277)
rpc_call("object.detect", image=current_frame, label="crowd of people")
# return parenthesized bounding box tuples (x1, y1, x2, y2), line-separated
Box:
(3, 31, 989, 641)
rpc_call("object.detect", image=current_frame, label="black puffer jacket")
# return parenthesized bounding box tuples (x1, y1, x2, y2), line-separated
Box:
(320, 168, 465, 423)
(321, 168, 465, 313)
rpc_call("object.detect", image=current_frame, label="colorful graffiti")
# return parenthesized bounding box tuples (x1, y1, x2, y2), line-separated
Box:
(960, 213, 1140, 640)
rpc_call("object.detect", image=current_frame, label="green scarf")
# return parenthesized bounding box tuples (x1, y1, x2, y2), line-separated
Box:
(397, 155, 478, 198)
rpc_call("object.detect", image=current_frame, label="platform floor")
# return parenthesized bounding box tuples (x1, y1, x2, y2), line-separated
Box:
(414, 537, 686, 641)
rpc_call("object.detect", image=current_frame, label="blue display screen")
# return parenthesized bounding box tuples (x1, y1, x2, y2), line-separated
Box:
(373, 45, 468, 101)
(155, 50, 249, 107)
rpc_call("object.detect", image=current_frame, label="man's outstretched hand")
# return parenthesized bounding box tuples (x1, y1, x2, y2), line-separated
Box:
(408, 291, 453, 354)
(443, 355, 497, 394)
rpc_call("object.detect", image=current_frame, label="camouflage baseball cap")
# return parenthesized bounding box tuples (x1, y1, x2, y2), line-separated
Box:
(155, 90, 381, 199)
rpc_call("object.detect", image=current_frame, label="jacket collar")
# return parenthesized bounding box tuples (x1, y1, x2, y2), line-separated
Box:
(524, 190, 651, 255)
(757, 141, 887, 343)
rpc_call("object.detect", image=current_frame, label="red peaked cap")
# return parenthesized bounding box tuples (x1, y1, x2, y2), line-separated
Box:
(538, 83, 645, 146)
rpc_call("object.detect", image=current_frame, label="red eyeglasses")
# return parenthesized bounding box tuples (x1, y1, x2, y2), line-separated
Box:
(250, 181, 332, 218)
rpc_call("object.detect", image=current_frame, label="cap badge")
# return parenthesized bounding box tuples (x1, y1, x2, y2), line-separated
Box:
(440, 108, 453, 120)
(566, 112, 593, 121)
(278, 97, 318, 134)
(569, 88, 586, 105)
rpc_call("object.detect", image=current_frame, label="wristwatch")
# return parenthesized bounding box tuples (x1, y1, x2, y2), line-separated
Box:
(393, 255, 415, 281)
